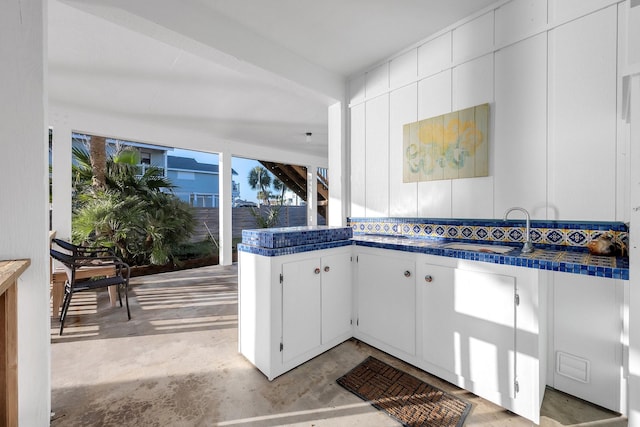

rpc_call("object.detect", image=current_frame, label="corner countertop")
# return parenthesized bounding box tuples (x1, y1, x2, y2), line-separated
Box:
(351, 235, 628, 280)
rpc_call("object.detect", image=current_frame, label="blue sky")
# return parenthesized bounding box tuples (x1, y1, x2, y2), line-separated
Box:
(172, 148, 261, 203)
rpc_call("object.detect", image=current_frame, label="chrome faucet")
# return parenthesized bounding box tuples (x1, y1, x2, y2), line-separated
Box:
(503, 207, 534, 253)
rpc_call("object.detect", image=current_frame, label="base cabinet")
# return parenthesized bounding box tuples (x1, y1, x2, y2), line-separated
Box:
(415, 256, 545, 423)
(355, 250, 416, 356)
(419, 263, 516, 398)
(239, 246, 352, 380)
(281, 257, 321, 363)
(551, 271, 625, 412)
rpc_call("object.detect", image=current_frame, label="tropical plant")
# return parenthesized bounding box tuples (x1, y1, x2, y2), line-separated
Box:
(250, 205, 281, 228)
(248, 166, 272, 205)
(72, 143, 194, 266)
(72, 145, 174, 196)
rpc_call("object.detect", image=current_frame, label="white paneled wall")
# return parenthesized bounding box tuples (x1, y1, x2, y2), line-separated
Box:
(494, 34, 547, 218)
(452, 54, 494, 113)
(548, 6, 618, 220)
(452, 12, 494, 64)
(390, 85, 418, 217)
(365, 95, 390, 216)
(495, 0, 548, 46)
(349, 0, 624, 221)
(549, 0, 619, 24)
(350, 104, 366, 216)
(417, 32, 451, 79)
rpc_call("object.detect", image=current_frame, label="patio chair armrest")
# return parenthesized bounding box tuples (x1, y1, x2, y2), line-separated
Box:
(72, 257, 131, 280)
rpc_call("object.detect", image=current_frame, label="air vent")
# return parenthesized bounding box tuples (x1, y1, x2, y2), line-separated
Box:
(556, 351, 590, 384)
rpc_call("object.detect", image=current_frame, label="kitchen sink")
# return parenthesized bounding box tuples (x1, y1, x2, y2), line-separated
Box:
(443, 243, 516, 254)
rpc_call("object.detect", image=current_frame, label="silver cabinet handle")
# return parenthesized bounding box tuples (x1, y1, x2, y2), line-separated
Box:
(324, 266, 330, 272)
(424, 275, 433, 283)
(404, 270, 412, 278)
(314, 268, 321, 274)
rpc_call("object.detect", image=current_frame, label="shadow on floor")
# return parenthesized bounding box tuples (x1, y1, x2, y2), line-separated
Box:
(50, 264, 627, 426)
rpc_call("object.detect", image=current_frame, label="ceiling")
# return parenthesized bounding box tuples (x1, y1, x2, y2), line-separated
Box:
(49, 0, 496, 160)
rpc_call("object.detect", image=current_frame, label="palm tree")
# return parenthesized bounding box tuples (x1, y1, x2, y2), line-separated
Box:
(272, 177, 286, 205)
(72, 145, 192, 266)
(248, 166, 272, 205)
(89, 135, 107, 190)
(72, 145, 174, 196)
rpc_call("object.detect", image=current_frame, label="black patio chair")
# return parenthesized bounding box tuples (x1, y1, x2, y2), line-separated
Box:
(50, 248, 131, 335)
(52, 238, 115, 258)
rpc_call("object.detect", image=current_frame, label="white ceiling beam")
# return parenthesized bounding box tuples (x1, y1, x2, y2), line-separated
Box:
(57, 0, 345, 103)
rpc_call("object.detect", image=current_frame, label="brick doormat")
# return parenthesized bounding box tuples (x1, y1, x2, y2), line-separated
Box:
(336, 356, 472, 427)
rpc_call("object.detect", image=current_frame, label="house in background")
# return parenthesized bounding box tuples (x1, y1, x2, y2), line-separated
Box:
(167, 155, 240, 207)
(71, 135, 240, 207)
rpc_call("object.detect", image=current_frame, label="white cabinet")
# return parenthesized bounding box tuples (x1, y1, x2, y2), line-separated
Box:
(414, 255, 545, 424)
(418, 262, 516, 398)
(321, 252, 353, 345)
(551, 271, 625, 412)
(354, 249, 416, 356)
(239, 246, 352, 380)
(281, 257, 321, 364)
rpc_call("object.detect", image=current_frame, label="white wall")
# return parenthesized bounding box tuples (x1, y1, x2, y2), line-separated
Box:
(349, 0, 625, 221)
(0, 0, 51, 425)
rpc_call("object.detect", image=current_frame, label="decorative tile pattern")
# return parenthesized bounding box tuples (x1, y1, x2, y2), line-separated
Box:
(344, 217, 629, 280)
(347, 217, 628, 251)
(241, 226, 352, 249)
(238, 240, 352, 257)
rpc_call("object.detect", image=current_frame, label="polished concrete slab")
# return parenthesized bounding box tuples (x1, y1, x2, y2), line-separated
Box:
(51, 264, 627, 426)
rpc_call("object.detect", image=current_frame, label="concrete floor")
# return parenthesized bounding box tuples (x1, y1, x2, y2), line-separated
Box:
(51, 264, 627, 427)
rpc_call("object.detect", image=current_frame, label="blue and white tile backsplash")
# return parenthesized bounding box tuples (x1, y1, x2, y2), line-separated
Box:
(347, 217, 628, 251)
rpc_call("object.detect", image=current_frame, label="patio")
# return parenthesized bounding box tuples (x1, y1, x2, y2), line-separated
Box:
(50, 265, 625, 426)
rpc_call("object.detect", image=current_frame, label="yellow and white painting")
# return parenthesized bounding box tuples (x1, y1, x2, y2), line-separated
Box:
(403, 103, 489, 182)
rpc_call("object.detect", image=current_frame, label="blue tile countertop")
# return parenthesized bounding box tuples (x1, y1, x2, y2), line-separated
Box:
(238, 226, 354, 256)
(241, 226, 353, 249)
(351, 235, 628, 280)
(237, 222, 628, 280)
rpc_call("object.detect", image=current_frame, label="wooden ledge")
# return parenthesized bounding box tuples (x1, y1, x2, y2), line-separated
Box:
(0, 258, 29, 427)
(0, 259, 30, 296)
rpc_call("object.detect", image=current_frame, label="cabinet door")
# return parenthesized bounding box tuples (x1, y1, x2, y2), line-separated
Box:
(282, 258, 321, 364)
(421, 264, 516, 397)
(553, 272, 622, 411)
(357, 252, 415, 355)
(321, 252, 352, 344)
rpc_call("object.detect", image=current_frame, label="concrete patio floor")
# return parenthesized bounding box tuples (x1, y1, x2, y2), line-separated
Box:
(50, 264, 627, 426)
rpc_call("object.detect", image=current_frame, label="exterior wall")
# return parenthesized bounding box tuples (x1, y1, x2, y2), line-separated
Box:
(0, 1, 51, 425)
(168, 170, 220, 207)
(348, 0, 626, 222)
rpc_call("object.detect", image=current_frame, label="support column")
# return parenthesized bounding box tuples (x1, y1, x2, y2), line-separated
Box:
(328, 101, 346, 226)
(219, 150, 233, 265)
(307, 166, 318, 226)
(0, 1, 51, 425)
(628, 73, 640, 425)
(51, 120, 73, 240)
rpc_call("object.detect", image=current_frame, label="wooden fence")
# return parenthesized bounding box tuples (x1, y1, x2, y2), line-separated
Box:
(191, 206, 326, 242)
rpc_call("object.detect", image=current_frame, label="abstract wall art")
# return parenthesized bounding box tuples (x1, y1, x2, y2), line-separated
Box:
(403, 103, 489, 183)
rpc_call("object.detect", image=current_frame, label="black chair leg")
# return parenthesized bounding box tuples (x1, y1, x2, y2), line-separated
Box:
(124, 285, 131, 320)
(59, 284, 73, 335)
(117, 284, 123, 307)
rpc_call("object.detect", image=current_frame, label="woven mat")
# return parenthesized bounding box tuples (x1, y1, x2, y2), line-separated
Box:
(336, 356, 472, 427)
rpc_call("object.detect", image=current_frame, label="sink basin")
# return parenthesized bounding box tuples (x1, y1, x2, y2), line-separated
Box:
(443, 243, 516, 254)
